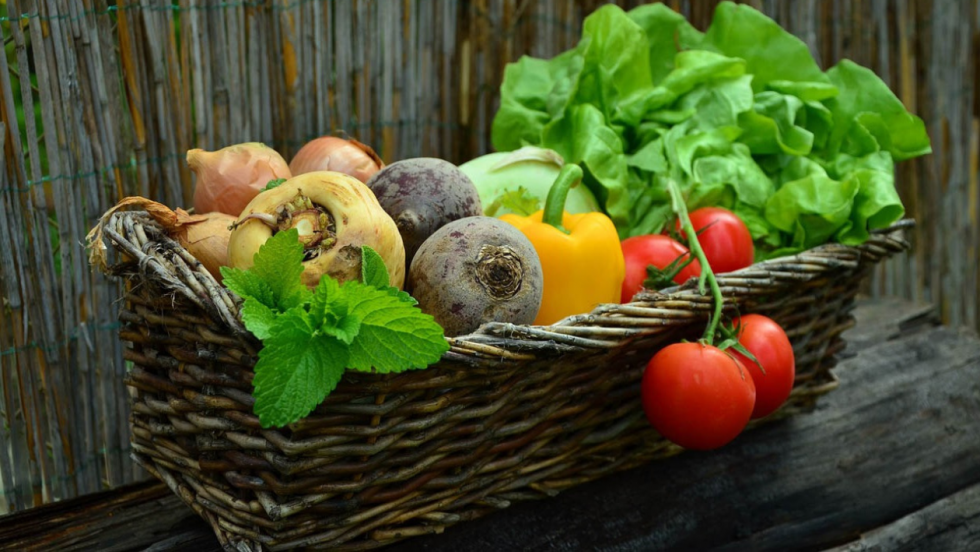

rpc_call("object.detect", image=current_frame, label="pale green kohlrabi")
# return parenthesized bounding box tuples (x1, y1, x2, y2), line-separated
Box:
(458, 146, 601, 218)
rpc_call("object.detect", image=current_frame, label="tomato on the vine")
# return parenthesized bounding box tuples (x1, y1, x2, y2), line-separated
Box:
(673, 207, 754, 274)
(620, 234, 701, 303)
(728, 314, 796, 419)
(641, 342, 756, 450)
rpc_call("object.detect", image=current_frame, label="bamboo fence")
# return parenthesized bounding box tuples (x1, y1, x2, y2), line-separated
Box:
(0, 0, 976, 514)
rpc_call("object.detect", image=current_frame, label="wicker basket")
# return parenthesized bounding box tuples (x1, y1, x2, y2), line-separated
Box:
(95, 209, 912, 551)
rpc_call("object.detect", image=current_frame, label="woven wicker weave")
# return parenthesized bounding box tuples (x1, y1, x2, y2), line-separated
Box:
(95, 210, 912, 551)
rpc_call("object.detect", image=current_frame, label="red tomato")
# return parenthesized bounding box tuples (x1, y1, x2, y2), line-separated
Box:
(673, 207, 754, 274)
(729, 314, 796, 419)
(641, 342, 756, 450)
(620, 235, 701, 303)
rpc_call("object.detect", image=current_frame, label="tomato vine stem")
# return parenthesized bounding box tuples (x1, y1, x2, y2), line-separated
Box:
(665, 179, 724, 343)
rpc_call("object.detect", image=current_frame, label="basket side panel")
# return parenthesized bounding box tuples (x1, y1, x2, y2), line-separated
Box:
(120, 260, 869, 549)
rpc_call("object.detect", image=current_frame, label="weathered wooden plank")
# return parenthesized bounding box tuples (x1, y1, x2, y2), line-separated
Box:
(2, 298, 979, 551)
(827, 480, 980, 552)
(0, 479, 193, 552)
(836, 295, 939, 352)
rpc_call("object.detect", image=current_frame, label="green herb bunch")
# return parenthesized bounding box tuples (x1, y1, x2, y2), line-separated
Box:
(220, 229, 449, 428)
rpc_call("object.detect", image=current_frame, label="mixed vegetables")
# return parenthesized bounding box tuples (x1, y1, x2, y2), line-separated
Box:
(88, 3, 930, 450)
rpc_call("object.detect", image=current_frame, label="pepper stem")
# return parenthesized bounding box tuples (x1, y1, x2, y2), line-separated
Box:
(541, 163, 584, 234)
(665, 179, 724, 343)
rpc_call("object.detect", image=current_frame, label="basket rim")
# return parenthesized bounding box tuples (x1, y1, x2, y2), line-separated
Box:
(93, 211, 913, 363)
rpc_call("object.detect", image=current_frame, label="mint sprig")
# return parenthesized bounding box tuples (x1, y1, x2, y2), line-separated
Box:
(264, 178, 287, 191)
(219, 230, 449, 428)
(344, 281, 450, 373)
(223, 228, 311, 312)
(251, 307, 349, 427)
(360, 245, 391, 289)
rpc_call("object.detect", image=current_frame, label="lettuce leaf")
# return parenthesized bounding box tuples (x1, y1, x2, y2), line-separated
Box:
(488, 1, 931, 253)
(697, 1, 830, 92)
(825, 59, 932, 162)
(491, 56, 562, 152)
(765, 158, 859, 250)
(627, 3, 705, 84)
(738, 92, 814, 156)
(542, 103, 631, 225)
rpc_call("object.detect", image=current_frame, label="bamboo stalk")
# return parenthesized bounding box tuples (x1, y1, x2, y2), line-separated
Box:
(246, 4, 262, 142)
(43, 0, 96, 499)
(76, 0, 125, 493)
(315, 0, 329, 143)
(7, 0, 66, 506)
(226, 0, 246, 141)
(0, 124, 35, 512)
(207, 0, 230, 149)
(335, 0, 352, 134)
(188, 0, 210, 150)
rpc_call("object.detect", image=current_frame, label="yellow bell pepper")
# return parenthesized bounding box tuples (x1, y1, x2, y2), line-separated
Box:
(500, 164, 625, 326)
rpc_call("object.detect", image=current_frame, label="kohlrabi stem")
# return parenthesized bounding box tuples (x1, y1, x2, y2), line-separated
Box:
(542, 163, 584, 234)
(232, 212, 277, 230)
(665, 179, 724, 343)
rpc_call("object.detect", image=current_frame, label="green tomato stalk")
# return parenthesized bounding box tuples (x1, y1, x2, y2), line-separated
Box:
(665, 179, 724, 343)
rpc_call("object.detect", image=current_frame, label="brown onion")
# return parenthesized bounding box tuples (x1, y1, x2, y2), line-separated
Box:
(86, 196, 234, 282)
(288, 136, 384, 183)
(189, 142, 292, 217)
(179, 212, 236, 281)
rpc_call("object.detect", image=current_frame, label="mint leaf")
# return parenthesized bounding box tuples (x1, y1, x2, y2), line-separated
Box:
(323, 313, 362, 345)
(310, 276, 344, 322)
(251, 307, 349, 428)
(240, 300, 278, 340)
(250, 229, 310, 311)
(264, 178, 287, 190)
(360, 246, 390, 288)
(359, 245, 417, 304)
(225, 229, 446, 428)
(384, 287, 419, 306)
(221, 267, 276, 308)
(310, 276, 361, 345)
(343, 281, 449, 373)
(222, 229, 310, 312)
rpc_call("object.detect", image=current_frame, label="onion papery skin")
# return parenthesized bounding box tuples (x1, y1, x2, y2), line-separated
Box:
(288, 136, 384, 183)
